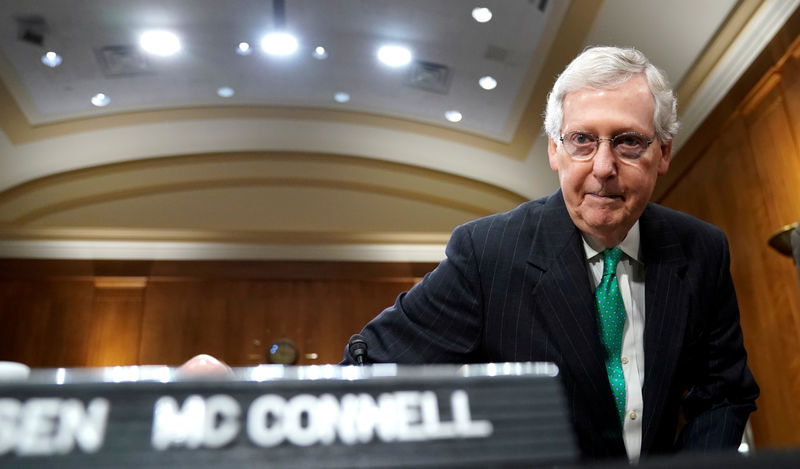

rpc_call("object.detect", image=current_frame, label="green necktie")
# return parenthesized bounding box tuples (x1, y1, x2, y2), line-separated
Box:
(596, 247, 627, 425)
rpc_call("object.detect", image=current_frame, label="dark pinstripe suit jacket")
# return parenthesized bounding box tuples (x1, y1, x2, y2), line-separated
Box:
(344, 189, 759, 460)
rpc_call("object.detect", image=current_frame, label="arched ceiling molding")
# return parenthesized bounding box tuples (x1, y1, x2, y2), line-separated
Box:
(0, 151, 527, 242)
(0, 226, 452, 245)
(0, 115, 561, 201)
(6, 177, 505, 225)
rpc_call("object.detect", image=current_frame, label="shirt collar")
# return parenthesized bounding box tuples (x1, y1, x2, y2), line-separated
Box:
(582, 221, 642, 263)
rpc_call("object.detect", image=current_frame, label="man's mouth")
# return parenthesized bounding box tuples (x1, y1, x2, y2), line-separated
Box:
(588, 192, 623, 200)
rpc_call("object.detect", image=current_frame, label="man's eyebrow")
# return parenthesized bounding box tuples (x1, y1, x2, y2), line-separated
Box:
(562, 127, 653, 136)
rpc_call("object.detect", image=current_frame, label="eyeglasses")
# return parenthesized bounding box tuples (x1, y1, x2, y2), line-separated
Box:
(559, 130, 654, 161)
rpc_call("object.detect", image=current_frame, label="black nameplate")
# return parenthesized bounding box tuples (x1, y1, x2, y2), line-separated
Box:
(0, 363, 577, 468)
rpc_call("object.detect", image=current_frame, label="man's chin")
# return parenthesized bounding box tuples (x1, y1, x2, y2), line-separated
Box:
(577, 213, 627, 236)
(583, 210, 624, 228)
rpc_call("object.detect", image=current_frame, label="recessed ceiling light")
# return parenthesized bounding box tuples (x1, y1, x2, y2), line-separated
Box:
(472, 7, 493, 23)
(90, 93, 110, 107)
(261, 32, 298, 56)
(236, 42, 253, 56)
(377, 45, 412, 67)
(479, 75, 497, 90)
(217, 87, 235, 98)
(41, 51, 62, 68)
(312, 46, 328, 59)
(334, 92, 350, 103)
(445, 110, 462, 123)
(139, 30, 181, 57)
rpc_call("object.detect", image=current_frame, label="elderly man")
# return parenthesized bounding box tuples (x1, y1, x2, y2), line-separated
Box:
(341, 46, 759, 461)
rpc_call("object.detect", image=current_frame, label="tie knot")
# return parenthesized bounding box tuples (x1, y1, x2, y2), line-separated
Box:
(602, 247, 623, 277)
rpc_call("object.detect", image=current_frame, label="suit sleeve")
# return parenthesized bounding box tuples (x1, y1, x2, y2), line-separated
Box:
(676, 232, 759, 451)
(341, 223, 485, 364)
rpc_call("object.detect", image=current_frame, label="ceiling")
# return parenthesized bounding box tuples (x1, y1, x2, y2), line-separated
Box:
(0, 0, 795, 261)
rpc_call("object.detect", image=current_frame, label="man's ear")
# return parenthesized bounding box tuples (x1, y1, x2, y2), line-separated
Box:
(548, 136, 560, 172)
(657, 140, 673, 175)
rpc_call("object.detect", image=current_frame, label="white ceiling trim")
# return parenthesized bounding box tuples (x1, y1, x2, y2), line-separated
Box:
(672, 0, 800, 154)
(0, 239, 447, 262)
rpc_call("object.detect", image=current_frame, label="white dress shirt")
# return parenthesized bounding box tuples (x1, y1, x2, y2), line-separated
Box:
(583, 222, 646, 462)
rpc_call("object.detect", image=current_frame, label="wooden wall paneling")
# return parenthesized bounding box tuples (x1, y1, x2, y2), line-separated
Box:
(663, 118, 791, 447)
(660, 45, 800, 447)
(724, 121, 787, 448)
(743, 77, 800, 343)
(183, 281, 232, 362)
(137, 280, 178, 365)
(0, 260, 427, 366)
(85, 286, 145, 366)
(300, 279, 418, 365)
(744, 78, 800, 222)
(262, 279, 365, 366)
(259, 280, 301, 364)
(742, 73, 800, 447)
(134, 276, 419, 367)
(147, 260, 438, 281)
(36, 280, 96, 367)
(139, 280, 228, 365)
(0, 280, 42, 365)
(253, 280, 320, 366)
(0, 262, 426, 368)
(781, 49, 800, 155)
(729, 118, 798, 447)
(294, 280, 355, 366)
(221, 281, 270, 366)
(776, 51, 800, 398)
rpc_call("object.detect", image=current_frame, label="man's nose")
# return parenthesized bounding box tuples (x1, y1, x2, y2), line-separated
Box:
(592, 140, 617, 178)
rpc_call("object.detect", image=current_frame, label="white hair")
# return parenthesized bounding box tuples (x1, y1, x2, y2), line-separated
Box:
(544, 46, 679, 143)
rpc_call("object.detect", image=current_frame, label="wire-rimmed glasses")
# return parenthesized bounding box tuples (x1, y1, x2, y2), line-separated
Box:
(559, 131, 654, 161)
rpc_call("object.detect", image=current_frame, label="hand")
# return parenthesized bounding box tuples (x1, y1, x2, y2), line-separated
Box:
(177, 354, 233, 377)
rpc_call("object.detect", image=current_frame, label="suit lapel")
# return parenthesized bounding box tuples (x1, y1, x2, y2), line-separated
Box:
(526, 191, 621, 428)
(638, 206, 690, 454)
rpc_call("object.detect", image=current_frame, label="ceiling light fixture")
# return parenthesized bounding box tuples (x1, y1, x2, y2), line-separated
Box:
(377, 45, 412, 67)
(40, 51, 62, 67)
(139, 30, 181, 57)
(312, 46, 328, 59)
(217, 87, 235, 98)
(445, 110, 462, 123)
(472, 7, 493, 23)
(261, 32, 298, 56)
(90, 93, 110, 107)
(236, 42, 253, 56)
(479, 75, 497, 90)
(334, 92, 350, 103)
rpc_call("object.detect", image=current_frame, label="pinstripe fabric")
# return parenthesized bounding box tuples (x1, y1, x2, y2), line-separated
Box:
(344, 189, 759, 460)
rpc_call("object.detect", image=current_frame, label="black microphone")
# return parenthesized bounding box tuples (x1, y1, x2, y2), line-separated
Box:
(348, 334, 368, 366)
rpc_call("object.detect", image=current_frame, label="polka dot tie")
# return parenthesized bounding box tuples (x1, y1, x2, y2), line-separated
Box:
(596, 247, 627, 426)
